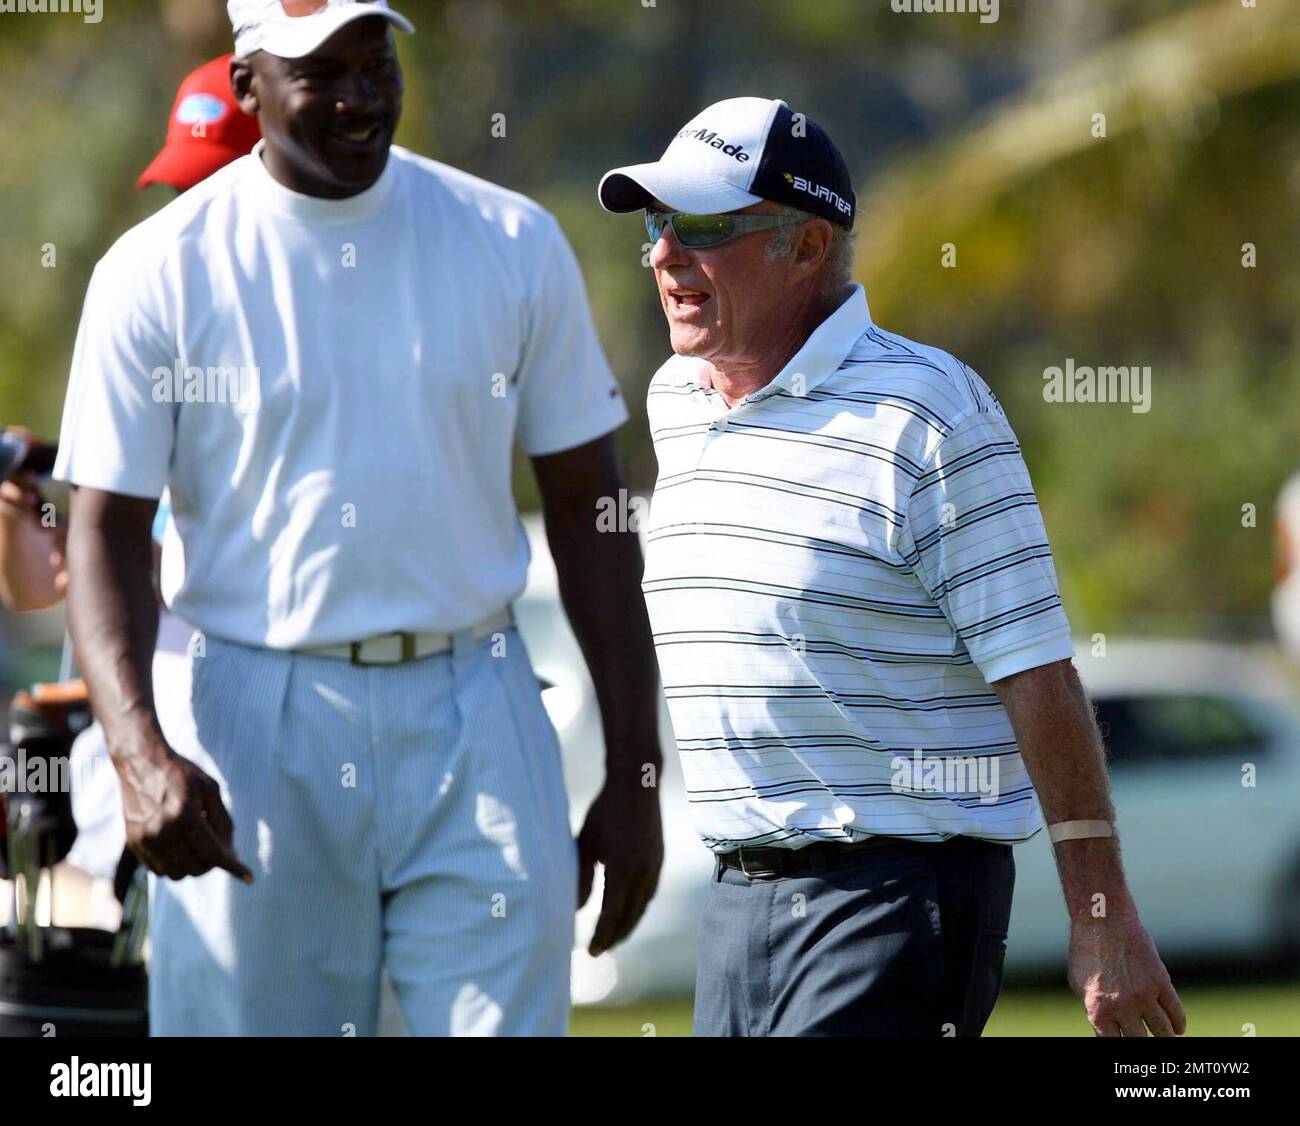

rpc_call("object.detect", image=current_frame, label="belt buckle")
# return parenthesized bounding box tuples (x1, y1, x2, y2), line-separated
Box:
(350, 633, 418, 666)
(737, 849, 778, 880)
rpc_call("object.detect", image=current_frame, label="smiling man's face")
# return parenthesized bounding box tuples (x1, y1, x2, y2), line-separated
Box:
(234, 15, 403, 199)
(648, 201, 811, 367)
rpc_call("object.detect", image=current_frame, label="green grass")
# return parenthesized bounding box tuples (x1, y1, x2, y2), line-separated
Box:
(570, 983, 1300, 1037)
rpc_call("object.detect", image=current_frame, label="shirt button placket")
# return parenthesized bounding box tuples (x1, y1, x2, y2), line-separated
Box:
(695, 391, 730, 470)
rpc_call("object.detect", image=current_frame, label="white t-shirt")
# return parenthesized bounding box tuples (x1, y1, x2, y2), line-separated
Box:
(54, 143, 627, 649)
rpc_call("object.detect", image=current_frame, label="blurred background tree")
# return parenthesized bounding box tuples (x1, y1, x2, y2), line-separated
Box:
(1, 0, 1296, 640)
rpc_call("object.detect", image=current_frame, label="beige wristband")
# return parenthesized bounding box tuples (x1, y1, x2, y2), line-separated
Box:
(1048, 819, 1114, 844)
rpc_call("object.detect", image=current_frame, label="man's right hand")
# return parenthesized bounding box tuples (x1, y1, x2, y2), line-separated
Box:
(115, 742, 254, 884)
(65, 486, 247, 882)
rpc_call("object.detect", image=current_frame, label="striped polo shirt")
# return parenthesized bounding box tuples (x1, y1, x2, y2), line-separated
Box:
(642, 285, 1074, 852)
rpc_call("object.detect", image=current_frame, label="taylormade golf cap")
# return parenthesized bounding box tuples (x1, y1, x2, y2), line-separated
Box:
(599, 96, 855, 228)
(228, 0, 413, 60)
(137, 54, 262, 191)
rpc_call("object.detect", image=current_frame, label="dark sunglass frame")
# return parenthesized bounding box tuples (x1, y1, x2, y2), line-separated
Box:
(644, 208, 806, 249)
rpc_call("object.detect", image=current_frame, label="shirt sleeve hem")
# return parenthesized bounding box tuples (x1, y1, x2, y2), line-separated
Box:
(978, 633, 1075, 683)
(53, 461, 167, 501)
(519, 399, 629, 458)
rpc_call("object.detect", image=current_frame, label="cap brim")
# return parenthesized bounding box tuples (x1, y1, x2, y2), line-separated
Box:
(598, 161, 761, 216)
(252, 7, 414, 59)
(137, 141, 249, 191)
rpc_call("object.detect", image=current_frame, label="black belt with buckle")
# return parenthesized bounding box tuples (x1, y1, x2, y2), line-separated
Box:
(717, 835, 901, 879)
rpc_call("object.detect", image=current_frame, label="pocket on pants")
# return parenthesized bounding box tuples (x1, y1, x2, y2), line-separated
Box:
(188, 638, 236, 777)
(965, 928, 1009, 1035)
(486, 639, 576, 896)
(766, 849, 949, 1035)
(495, 637, 569, 813)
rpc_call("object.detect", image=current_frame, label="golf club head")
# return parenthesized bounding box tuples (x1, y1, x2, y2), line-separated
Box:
(4, 682, 92, 870)
(6, 798, 47, 962)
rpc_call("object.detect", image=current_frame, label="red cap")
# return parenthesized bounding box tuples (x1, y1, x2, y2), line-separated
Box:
(137, 54, 261, 191)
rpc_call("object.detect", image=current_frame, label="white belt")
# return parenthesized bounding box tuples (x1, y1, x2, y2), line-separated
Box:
(295, 609, 513, 666)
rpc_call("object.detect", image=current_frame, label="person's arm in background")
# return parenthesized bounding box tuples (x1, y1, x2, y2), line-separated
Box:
(513, 215, 664, 956)
(991, 661, 1186, 1037)
(66, 487, 252, 885)
(532, 435, 664, 958)
(0, 471, 67, 612)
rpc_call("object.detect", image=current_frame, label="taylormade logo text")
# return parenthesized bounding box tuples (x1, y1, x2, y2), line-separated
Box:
(676, 127, 751, 162)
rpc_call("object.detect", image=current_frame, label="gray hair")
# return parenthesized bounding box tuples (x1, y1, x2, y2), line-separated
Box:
(763, 204, 857, 300)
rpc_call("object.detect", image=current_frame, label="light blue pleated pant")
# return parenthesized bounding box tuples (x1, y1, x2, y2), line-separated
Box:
(148, 626, 576, 1036)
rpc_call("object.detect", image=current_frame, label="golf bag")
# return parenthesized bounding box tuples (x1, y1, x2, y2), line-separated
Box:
(1, 681, 148, 1036)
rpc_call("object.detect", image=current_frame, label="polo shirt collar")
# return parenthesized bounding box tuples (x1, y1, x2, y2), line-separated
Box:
(677, 284, 873, 398)
(748, 283, 872, 402)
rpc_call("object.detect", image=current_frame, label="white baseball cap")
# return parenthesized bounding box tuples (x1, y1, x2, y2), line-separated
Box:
(599, 96, 855, 228)
(228, 0, 414, 60)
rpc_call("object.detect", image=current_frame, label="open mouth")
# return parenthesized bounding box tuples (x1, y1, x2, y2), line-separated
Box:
(667, 288, 710, 312)
(332, 121, 385, 148)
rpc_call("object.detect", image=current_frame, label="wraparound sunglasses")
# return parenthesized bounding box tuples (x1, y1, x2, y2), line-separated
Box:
(645, 208, 806, 249)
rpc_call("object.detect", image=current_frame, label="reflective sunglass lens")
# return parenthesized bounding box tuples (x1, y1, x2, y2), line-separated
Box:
(673, 214, 735, 247)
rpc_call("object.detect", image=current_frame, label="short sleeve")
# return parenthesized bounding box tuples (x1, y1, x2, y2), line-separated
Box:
(515, 219, 628, 456)
(52, 253, 175, 499)
(902, 410, 1074, 682)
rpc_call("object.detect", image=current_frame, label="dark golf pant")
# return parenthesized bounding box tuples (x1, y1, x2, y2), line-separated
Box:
(694, 835, 1015, 1037)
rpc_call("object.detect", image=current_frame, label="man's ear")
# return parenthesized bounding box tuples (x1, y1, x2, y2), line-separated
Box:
(230, 56, 259, 116)
(794, 219, 833, 277)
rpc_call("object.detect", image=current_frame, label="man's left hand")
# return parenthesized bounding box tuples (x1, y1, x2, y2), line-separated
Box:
(577, 778, 663, 957)
(1068, 909, 1187, 1036)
